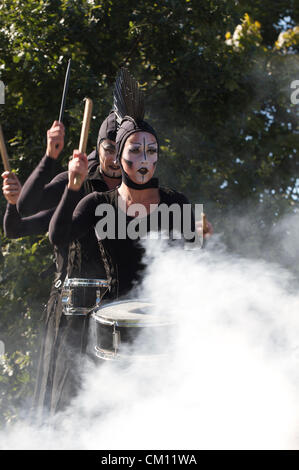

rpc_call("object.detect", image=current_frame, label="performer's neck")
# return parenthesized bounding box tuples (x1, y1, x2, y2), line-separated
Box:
(100, 169, 121, 190)
(118, 182, 159, 204)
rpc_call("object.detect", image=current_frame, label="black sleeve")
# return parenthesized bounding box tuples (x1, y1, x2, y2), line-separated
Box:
(17, 154, 66, 216)
(3, 203, 53, 238)
(49, 187, 98, 246)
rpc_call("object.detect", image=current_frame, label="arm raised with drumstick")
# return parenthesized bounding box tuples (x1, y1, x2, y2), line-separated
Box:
(66, 97, 92, 191)
(46, 120, 65, 160)
(16, 121, 66, 216)
(0, 124, 21, 205)
(0, 124, 11, 173)
(1, 167, 53, 239)
(2, 171, 22, 205)
(67, 150, 88, 191)
(72, 97, 93, 187)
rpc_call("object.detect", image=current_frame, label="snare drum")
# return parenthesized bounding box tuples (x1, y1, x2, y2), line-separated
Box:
(61, 278, 109, 315)
(91, 299, 174, 360)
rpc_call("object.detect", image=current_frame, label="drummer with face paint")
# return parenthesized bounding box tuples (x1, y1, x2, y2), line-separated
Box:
(15, 112, 122, 419)
(18, 111, 122, 217)
(49, 112, 199, 298)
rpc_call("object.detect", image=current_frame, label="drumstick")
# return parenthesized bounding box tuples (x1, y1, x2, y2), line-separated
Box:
(74, 97, 93, 186)
(59, 59, 71, 123)
(0, 124, 11, 172)
(55, 59, 71, 149)
(202, 212, 209, 233)
(79, 97, 93, 154)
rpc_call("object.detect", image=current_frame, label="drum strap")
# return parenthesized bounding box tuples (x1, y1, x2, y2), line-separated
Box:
(97, 240, 119, 300)
(66, 177, 91, 278)
(66, 240, 82, 278)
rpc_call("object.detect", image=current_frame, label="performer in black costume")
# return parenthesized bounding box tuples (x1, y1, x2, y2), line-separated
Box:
(18, 115, 121, 280)
(1, 170, 67, 423)
(14, 113, 121, 419)
(49, 70, 197, 299)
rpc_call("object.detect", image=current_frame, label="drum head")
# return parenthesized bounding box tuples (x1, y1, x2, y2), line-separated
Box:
(92, 299, 169, 327)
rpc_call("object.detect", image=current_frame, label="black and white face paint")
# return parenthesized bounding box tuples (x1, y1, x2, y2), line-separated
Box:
(99, 139, 121, 178)
(121, 132, 158, 185)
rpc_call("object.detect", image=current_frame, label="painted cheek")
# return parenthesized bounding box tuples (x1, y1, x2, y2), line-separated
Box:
(123, 158, 134, 169)
(135, 162, 156, 183)
(123, 152, 156, 183)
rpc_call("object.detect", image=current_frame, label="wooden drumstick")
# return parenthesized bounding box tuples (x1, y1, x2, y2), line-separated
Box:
(74, 97, 93, 186)
(0, 124, 11, 172)
(202, 212, 209, 233)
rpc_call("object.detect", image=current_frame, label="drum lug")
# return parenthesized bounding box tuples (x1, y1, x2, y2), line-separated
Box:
(112, 324, 120, 352)
(96, 287, 107, 307)
(61, 288, 72, 308)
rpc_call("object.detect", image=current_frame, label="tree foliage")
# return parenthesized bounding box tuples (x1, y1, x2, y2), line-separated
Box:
(0, 0, 298, 424)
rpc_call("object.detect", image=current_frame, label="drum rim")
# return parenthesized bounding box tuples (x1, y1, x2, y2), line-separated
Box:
(63, 277, 109, 287)
(93, 298, 151, 310)
(95, 345, 169, 361)
(91, 298, 171, 327)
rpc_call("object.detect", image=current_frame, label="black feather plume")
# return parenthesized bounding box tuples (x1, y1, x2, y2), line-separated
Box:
(113, 68, 145, 124)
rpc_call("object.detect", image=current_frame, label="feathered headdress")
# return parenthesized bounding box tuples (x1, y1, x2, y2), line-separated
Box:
(113, 68, 158, 163)
(113, 67, 145, 125)
(112, 68, 159, 189)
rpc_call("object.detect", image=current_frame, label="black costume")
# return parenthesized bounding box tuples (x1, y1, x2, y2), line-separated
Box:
(3, 203, 53, 239)
(17, 144, 119, 418)
(49, 73, 195, 333)
(49, 186, 195, 298)
(18, 155, 110, 278)
(2, 201, 70, 419)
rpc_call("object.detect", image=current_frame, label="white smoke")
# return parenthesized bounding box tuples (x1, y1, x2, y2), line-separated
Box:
(1, 217, 299, 450)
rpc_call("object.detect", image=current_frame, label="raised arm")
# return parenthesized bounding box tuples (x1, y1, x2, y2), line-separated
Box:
(49, 150, 96, 245)
(2, 171, 53, 238)
(3, 205, 53, 239)
(176, 192, 213, 246)
(17, 121, 65, 216)
(2, 171, 21, 206)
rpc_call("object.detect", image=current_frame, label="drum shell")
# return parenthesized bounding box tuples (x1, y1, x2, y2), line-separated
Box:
(96, 322, 169, 353)
(61, 278, 109, 316)
(92, 300, 175, 360)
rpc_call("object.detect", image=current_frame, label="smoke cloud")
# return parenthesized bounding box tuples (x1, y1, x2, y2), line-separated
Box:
(1, 210, 299, 450)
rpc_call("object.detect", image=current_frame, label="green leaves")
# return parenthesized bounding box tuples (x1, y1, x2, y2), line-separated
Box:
(0, 233, 52, 425)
